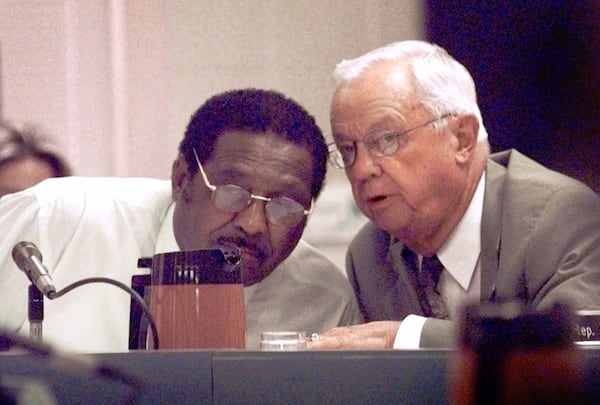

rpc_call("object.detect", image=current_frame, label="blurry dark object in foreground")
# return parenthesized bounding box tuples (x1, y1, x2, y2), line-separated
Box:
(450, 301, 593, 404)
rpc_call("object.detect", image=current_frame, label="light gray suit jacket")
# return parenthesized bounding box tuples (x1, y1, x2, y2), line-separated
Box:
(346, 150, 600, 347)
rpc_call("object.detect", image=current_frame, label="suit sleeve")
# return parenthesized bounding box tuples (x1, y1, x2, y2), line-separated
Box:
(421, 318, 458, 347)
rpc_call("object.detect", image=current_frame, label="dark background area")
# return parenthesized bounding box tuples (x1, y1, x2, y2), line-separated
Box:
(426, 1, 599, 192)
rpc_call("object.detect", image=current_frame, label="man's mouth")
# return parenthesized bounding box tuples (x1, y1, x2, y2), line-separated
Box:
(363, 192, 390, 208)
(366, 195, 386, 204)
(215, 238, 267, 265)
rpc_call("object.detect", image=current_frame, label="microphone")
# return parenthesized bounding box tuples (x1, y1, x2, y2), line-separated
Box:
(12, 241, 56, 298)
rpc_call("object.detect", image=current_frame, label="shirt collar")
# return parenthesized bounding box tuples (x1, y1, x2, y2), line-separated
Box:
(436, 173, 485, 290)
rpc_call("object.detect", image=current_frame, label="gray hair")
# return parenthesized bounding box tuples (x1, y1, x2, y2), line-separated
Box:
(333, 40, 488, 142)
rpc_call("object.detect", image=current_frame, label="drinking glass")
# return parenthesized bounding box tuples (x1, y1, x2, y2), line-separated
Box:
(260, 331, 307, 351)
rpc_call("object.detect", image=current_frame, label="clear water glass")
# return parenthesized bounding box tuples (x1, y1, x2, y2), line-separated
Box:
(260, 331, 307, 351)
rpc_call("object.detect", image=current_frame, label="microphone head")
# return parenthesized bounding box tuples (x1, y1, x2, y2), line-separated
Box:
(12, 241, 43, 270)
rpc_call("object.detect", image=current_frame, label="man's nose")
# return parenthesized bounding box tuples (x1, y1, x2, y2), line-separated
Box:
(348, 143, 382, 180)
(232, 199, 270, 235)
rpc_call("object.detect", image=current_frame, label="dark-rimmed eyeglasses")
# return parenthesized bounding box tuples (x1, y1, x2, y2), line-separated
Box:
(327, 114, 453, 169)
(192, 148, 313, 226)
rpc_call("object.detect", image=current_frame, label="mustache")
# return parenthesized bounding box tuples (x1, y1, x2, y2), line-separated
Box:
(216, 235, 269, 261)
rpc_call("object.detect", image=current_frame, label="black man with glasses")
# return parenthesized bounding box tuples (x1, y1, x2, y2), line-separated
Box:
(309, 40, 600, 351)
(0, 89, 363, 352)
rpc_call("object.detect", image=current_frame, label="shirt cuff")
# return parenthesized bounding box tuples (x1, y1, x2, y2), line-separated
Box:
(393, 314, 427, 349)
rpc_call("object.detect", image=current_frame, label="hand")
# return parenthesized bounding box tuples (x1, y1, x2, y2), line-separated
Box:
(307, 321, 401, 349)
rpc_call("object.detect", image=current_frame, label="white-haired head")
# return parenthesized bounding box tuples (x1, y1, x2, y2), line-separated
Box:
(333, 40, 488, 142)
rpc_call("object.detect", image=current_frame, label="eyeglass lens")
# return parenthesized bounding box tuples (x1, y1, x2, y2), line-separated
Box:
(329, 115, 450, 168)
(193, 147, 309, 226)
(212, 184, 306, 226)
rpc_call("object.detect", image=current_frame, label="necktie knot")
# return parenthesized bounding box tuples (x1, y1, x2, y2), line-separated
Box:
(401, 247, 448, 319)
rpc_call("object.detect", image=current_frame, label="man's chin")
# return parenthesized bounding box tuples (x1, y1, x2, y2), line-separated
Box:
(241, 276, 259, 287)
(240, 261, 277, 286)
(241, 269, 263, 286)
(377, 218, 411, 240)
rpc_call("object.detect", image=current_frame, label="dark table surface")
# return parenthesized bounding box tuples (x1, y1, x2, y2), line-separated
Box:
(1, 347, 599, 404)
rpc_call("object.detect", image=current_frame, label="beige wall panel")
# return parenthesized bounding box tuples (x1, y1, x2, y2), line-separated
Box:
(0, 0, 424, 268)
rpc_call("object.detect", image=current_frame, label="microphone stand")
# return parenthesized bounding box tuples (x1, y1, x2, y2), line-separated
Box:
(28, 284, 44, 342)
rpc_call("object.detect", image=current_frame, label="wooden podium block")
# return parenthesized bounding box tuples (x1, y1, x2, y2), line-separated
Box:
(150, 284, 246, 349)
(132, 249, 245, 350)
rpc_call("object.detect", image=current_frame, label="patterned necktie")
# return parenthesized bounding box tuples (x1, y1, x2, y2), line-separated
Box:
(419, 255, 449, 319)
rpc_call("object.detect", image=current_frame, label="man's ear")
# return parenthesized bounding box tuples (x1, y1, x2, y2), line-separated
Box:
(171, 154, 191, 201)
(453, 114, 479, 164)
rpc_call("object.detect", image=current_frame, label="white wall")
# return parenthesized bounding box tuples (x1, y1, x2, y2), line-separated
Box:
(0, 0, 424, 268)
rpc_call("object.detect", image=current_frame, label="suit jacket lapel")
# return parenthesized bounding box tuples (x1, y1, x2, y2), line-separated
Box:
(480, 151, 509, 301)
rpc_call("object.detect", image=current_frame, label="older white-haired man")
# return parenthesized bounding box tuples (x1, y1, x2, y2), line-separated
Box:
(310, 40, 600, 349)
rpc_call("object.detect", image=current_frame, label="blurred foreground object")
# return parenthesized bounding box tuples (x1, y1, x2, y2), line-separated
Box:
(450, 301, 590, 404)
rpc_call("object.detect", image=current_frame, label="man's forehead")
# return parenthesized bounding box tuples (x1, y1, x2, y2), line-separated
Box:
(330, 62, 421, 135)
(211, 130, 309, 162)
(208, 131, 313, 192)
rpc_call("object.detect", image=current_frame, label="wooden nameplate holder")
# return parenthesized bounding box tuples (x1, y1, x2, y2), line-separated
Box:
(130, 249, 245, 350)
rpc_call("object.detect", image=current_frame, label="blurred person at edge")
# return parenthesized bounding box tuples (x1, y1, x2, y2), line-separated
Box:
(0, 89, 363, 352)
(309, 40, 600, 350)
(0, 121, 71, 198)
